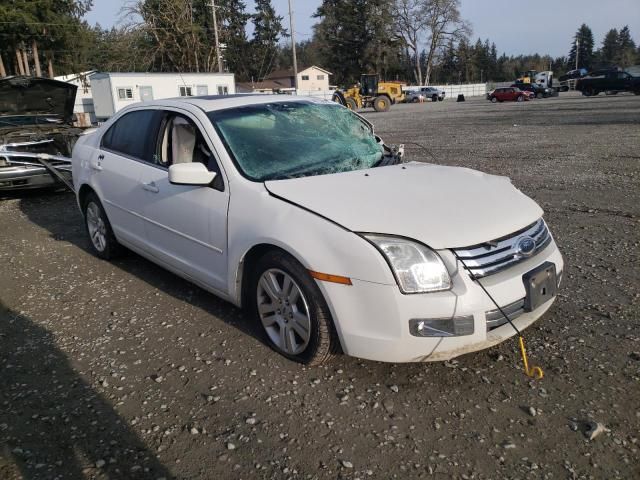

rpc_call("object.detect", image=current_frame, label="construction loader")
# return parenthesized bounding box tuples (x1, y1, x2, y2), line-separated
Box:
(332, 74, 405, 112)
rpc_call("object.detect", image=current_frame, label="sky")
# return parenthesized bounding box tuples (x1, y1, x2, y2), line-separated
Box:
(85, 0, 640, 58)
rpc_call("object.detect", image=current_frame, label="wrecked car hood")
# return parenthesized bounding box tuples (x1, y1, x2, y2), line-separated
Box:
(0, 76, 77, 124)
(265, 162, 543, 249)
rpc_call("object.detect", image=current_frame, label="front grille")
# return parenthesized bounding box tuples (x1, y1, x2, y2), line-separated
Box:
(452, 219, 551, 279)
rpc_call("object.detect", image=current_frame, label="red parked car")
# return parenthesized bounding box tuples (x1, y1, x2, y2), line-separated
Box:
(487, 87, 533, 103)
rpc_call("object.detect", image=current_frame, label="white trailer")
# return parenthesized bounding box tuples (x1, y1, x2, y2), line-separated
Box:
(90, 72, 236, 120)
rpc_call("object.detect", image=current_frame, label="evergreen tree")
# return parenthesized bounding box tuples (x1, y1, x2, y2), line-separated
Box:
(568, 24, 594, 70)
(313, 0, 397, 85)
(217, 0, 251, 79)
(616, 26, 637, 67)
(249, 0, 286, 82)
(0, 0, 92, 76)
(599, 28, 619, 66)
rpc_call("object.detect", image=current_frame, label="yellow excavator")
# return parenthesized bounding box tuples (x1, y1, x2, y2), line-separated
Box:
(332, 74, 405, 112)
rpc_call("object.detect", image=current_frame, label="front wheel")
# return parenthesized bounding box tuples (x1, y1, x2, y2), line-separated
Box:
(490, 96, 498, 103)
(252, 251, 339, 365)
(373, 95, 391, 112)
(83, 192, 122, 260)
(536, 92, 544, 99)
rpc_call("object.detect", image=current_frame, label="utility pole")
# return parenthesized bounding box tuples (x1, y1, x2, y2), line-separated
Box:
(210, 0, 223, 73)
(575, 38, 579, 70)
(288, 0, 298, 91)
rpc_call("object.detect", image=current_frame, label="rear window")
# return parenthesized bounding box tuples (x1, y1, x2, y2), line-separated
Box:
(102, 110, 158, 160)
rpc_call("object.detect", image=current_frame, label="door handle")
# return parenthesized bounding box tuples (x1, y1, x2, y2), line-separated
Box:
(90, 160, 103, 171)
(142, 181, 159, 193)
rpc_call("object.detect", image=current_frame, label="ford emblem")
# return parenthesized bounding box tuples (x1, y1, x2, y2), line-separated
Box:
(515, 236, 536, 257)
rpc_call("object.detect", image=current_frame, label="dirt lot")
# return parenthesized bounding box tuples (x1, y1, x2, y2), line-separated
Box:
(1, 92, 639, 480)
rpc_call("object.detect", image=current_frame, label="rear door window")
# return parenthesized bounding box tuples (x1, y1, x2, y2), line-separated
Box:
(102, 110, 159, 161)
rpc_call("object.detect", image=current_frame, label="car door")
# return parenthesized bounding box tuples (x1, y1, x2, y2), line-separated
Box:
(94, 109, 160, 246)
(137, 109, 230, 292)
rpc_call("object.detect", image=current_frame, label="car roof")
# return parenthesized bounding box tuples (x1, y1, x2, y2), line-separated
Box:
(138, 94, 332, 112)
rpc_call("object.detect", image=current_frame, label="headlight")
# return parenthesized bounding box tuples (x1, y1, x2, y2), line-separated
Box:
(364, 235, 451, 293)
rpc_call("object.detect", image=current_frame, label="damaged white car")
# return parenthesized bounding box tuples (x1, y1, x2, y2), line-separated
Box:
(0, 76, 80, 191)
(72, 96, 563, 364)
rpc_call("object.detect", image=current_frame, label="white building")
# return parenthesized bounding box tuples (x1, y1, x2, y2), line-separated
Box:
(237, 66, 333, 94)
(90, 72, 236, 120)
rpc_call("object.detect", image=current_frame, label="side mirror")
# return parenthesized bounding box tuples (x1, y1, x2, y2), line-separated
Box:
(168, 163, 216, 186)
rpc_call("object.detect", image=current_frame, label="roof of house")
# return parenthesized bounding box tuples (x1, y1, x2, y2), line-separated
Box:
(237, 79, 296, 92)
(266, 65, 332, 80)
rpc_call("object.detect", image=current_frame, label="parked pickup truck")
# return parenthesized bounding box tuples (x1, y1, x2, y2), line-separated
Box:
(575, 69, 640, 96)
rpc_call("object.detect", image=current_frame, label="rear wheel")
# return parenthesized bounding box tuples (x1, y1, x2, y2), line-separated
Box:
(431, 94, 438, 102)
(373, 95, 391, 112)
(345, 97, 358, 111)
(516, 95, 524, 102)
(251, 251, 339, 365)
(437, 96, 444, 101)
(83, 192, 122, 260)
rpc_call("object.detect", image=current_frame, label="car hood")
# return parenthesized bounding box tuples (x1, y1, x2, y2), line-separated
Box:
(0, 76, 77, 124)
(265, 162, 543, 249)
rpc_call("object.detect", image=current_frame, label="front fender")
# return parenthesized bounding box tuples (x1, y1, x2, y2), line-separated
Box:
(226, 186, 396, 305)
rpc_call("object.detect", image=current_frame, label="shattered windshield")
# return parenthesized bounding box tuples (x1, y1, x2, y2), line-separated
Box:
(208, 101, 383, 181)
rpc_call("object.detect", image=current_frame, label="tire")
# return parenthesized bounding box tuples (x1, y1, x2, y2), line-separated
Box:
(431, 94, 438, 102)
(411, 97, 419, 103)
(83, 192, 122, 260)
(331, 91, 346, 106)
(516, 95, 524, 102)
(373, 95, 391, 112)
(251, 250, 339, 365)
(490, 96, 498, 103)
(437, 96, 444, 101)
(536, 92, 543, 99)
(345, 97, 358, 111)
(634, 90, 640, 96)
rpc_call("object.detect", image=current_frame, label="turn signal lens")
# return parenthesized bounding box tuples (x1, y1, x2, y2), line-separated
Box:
(309, 270, 352, 285)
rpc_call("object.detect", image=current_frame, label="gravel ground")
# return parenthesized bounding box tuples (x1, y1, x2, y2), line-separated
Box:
(1, 92, 639, 480)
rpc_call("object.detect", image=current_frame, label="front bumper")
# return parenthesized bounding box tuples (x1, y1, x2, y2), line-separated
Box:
(316, 239, 563, 363)
(0, 164, 71, 191)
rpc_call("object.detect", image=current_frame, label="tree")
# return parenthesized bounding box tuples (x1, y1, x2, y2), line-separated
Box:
(0, 0, 93, 77)
(616, 26, 637, 67)
(568, 24, 594, 70)
(313, 0, 397, 85)
(249, 0, 286, 82)
(392, 0, 429, 85)
(422, 0, 469, 84)
(217, 0, 251, 79)
(599, 28, 619, 66)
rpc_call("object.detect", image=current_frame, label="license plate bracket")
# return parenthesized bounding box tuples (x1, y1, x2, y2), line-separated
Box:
(523, 262, 557, 312)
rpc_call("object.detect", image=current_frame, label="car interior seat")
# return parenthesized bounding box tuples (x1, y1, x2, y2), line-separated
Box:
(171, 117, 196, 164)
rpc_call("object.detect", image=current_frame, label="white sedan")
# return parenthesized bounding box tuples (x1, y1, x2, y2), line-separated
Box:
(72, 96, 563, 364)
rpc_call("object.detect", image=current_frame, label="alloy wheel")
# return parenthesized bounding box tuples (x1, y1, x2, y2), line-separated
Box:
(256, 269, 311, 355)
(86, 202, 107, 252)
